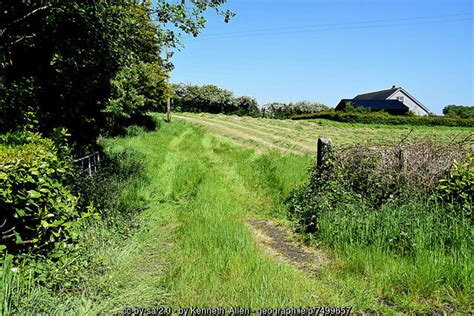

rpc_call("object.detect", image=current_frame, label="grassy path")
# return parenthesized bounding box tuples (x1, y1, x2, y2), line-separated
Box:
(93, 119, 367, 312)
(87, 117, 464, 314)
(100, 120, 330, 308)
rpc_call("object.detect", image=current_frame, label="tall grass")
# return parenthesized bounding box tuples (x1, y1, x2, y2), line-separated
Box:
(96, 118, 473, 312)
(317, 201, 472, 292)
(0, 256, 34, 315)
(0, 129, 151, 313)
(1, 258, 15, 316)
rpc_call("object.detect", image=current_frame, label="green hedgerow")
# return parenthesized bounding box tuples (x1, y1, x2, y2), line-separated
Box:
(291, 111, 474, 127)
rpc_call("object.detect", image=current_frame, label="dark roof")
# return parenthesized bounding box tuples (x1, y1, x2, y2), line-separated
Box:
(336, 99, 409, 111)
(353, 87, 399, 100)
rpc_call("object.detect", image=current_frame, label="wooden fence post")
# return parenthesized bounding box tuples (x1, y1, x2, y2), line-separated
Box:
(317, 138, 332, 169)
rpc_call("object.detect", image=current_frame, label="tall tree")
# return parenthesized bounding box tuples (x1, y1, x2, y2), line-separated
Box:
(0, 0, 232, 149)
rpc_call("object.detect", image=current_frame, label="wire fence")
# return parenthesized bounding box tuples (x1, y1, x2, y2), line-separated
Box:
(74, 152, 100, 176)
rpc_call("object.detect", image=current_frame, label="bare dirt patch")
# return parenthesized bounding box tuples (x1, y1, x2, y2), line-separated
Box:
(246, 219, 327, 274)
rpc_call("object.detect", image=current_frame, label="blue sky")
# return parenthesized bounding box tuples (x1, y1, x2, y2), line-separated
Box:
(167, 0, 473, 114)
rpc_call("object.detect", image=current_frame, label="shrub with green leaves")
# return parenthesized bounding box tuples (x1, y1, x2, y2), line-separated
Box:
(435, 155, 473, 214)
(0, 132, 95, 255)
(104, 62, 168, 134)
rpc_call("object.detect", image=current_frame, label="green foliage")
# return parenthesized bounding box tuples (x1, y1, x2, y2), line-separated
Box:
(0, 0, 231, 148)
(153, 0, 234, 46)
(234, 96, 261, 117)
(443, 105, 474, 119)
(0, 138, 148, 312)
(338, 101, 372, 114)
(0, 1, 160, 146)
(435, 155, 473, 213)
(292, 110, 474, 127)
(2, 119, 471, 313)
(0, 132, 97, 255)
(172, 83, 260, 116)
(262, 101, 328, 119)
(104, 62, 168, 134)
(0, 256, 32, 315)
(287, 142, 473, 299)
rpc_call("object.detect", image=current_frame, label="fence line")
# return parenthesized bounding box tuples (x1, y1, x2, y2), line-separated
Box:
(74, 152, 100, 176)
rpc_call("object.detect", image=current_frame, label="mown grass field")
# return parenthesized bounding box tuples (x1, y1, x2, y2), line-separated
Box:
(8, 114, 471, 314)
(174, 112, 473, 154)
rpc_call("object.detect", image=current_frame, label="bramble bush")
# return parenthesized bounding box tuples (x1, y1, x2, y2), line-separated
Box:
(287, 144, 472, 301)
(288, 141, 472, 254)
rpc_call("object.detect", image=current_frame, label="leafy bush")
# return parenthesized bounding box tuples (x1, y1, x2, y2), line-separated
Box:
(443, 105, 474, 119)
(292, 110, 474, 127)
(104, 62, 168, 135)
(1, 137, 148, 310)
(261, 101, 328, 119)
(0, 131, 96, 255)
(233, 96, 260, 117)
(435, 155, 473, 213)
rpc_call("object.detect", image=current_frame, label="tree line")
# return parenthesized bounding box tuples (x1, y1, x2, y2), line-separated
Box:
(172, 83, 328, 119)
(0, 0, 232, 151)
(443, 105, 474, 119)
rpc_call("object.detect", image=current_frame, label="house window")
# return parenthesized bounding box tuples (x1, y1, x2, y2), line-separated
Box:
(397, 96, 404, 103)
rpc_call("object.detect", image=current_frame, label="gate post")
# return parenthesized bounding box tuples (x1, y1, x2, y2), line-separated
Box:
(317, 138, 332, 169)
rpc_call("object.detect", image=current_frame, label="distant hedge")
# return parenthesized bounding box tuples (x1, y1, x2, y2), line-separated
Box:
(443, 105, 474, 119)
(261, 101, 328, 119)
(291, 111, 474, 127)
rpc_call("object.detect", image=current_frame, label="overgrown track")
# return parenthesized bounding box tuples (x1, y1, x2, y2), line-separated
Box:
(175, 113, 473, 154)
(48, 117, 470, 314)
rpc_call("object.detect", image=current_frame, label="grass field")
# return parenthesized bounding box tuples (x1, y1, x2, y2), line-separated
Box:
(6, 114, 471, 314)
(174, 112, 473, 154)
